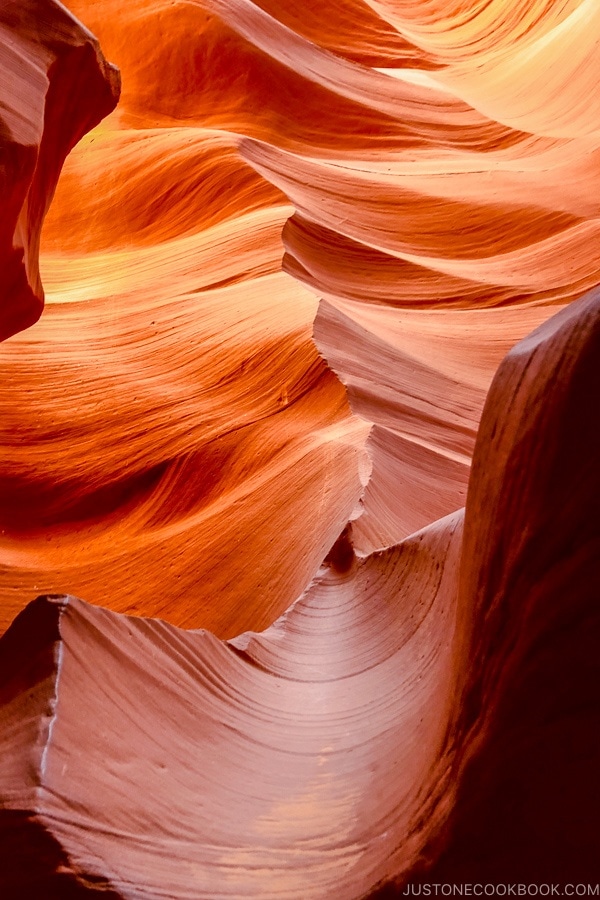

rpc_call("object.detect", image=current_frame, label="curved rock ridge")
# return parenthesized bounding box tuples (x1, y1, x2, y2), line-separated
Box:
(1, 290, 599, 895)
(0, 0, 374, 636)
(215, 0, 600, 548)
(0, 0, 119, 341)
(4, 0, 600, 633)
(0, 511, 462, 899)
(372, 286, 600, 891)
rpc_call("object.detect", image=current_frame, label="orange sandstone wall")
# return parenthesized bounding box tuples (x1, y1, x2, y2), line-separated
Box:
(0, 0, 599, 895)
(4, 0, 600, 633)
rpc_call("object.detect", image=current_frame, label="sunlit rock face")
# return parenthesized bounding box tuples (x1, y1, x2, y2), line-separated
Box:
(0, 0, 371, 636)
(0, 0, 599, 896)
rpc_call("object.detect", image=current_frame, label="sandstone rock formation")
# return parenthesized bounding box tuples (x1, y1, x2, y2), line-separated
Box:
(0, 0, 119, 341)
(1, 0, 599, 895)
(4, 0, 600, 632)
(1, 290, 599, 896)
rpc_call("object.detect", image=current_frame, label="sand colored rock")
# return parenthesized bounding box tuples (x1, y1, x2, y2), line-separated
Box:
(0, 512, 461, 897)
(1, 0, 599, 894)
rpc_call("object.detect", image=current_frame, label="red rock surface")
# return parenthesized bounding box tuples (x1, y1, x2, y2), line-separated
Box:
(0, 0, 119, 341)
(1, 0, 599, 895)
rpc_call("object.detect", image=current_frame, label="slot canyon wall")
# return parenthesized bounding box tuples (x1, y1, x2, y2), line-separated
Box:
(0, 0, 599, 896)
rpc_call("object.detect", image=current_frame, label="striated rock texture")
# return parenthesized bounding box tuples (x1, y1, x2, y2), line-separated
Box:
(1, 290, 599, 896)
(0, 0, 119, 341)
(374, 288, 600, 891)
(3, 0, 600, 631)
(1, 0, 600, 895)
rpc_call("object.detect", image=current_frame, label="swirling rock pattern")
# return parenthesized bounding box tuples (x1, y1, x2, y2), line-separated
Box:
(4, 0, 600, 627)
(1, 290, 599, 896)
(0, 0, 372, 636)
(1, 0, 599, 895)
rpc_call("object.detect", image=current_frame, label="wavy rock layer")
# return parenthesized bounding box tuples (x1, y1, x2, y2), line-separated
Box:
(0, 0, 377, 636)
(4, 0, 600, 631)
(1, 290, 599, 897)
(1, 0, 600, 894)
(375, 288, 600, 891)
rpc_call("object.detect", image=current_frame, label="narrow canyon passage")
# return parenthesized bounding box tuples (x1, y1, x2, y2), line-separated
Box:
(0, 0, 599, 896)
